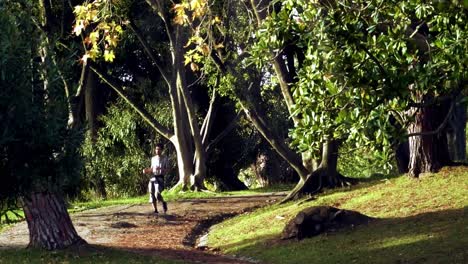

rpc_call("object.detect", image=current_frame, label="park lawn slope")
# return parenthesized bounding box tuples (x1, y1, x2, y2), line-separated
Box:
(208, 166, 468, 264)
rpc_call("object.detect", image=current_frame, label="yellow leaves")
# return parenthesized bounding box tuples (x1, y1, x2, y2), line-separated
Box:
(73, 20, 85, 36)
(173, 3, 189, 25)
(214, 43, 224, 49)
(89, 31, 100, 43)
(190, 0, 207, 19)
(86, 9, 99, 21)
(173, 0, 208, 25)
(104, 50, 115, 62)
(105, 34, 119, 47)
(212, 16, 221, 25)
(200, 44, 210, 56)
(72, 1, 123, 64)
(190, 62, 199, 71)
(189, 0, 203, 10)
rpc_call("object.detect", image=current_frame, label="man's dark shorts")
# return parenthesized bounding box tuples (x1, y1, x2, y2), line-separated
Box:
(148, 175, 164, 203)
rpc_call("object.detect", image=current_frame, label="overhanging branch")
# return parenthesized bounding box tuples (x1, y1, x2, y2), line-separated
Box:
(406, 98, 455, 138)
(90, 65, 173, 140)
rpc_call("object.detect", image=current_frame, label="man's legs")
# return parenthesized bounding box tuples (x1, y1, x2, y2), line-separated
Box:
(148, 179, 158, 213)
(155, 177, 167, 213)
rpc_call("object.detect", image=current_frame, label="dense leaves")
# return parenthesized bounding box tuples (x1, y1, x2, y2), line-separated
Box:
(252, 0, 467, 165)
(0, 2, 83, 206)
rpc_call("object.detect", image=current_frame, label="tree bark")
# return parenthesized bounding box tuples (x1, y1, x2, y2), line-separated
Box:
(85, 70, 107, 198)
(23, 192, 85, 250)
(239, 99, 310, 181)
(320, 140, 340, 187)
(253, 152, 281, 187)
(407, 95, 443, 177)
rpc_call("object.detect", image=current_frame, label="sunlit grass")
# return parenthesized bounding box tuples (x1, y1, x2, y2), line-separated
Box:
(208, 166, 468, 264)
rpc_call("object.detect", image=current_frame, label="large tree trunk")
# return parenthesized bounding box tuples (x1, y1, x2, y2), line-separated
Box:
(407, 95, 452, 177)
(212, 163, 248, 191)
(253, 151, 282, 187)
(395, 141, 410, 173)
(408, 114, 438, 177)
(320, 140, 341, 187)
(283, 139, 353, 202)
(447, 100, 466, 161)
(85, 71, 107, 198)
(23, 192, 85, 250)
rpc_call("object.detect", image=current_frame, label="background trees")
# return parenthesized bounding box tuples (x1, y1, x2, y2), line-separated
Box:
(0, 0, 466, 249)
(179, 0, 467, 200)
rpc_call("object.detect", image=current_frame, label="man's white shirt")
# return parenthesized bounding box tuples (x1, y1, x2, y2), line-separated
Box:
(151, 155, 168, 176)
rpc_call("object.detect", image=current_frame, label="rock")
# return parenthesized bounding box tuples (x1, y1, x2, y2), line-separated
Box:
(281, 206, 374, 240)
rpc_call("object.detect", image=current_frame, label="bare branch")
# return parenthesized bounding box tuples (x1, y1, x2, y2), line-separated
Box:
(206, 111, 243, 153)
(406, 98, 455, 138)
(90, 65, 174, 140)
(127, 20, 172, 87)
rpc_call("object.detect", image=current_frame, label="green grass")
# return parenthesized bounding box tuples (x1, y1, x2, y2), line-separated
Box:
(0, 246, 183, 264)
(208, 166, 468, 264)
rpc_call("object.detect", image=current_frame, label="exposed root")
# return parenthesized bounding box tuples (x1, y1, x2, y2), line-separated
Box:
(281, 171, 359, 204)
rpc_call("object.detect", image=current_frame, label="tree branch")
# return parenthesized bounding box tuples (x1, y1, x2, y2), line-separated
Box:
(206, 111, 243, 153)
(90, 65, 174, 140)
(406, 98, 455, 138)
(127, 20, 171, 87)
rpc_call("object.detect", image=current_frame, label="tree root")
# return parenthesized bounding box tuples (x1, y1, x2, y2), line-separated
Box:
(281, 171, 358, 204)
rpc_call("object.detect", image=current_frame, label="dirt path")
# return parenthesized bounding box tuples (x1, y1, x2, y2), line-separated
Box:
(0, 194, 284, 263)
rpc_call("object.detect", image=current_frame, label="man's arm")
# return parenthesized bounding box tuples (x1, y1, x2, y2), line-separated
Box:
(142, 167, 152, 174)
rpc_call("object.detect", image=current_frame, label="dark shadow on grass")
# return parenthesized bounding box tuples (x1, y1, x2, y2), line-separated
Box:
(0, 243, 258, 264)
(179, 192, 287, 203)
(211, 207, 467, 264)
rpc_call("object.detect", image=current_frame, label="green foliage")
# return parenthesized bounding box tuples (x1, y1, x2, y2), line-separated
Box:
(0, 1, 83, 206)
(208, 167, 468, 264)
(252, 0, 467, 163)
(338, 142, 399, 178)
(81, 100, 150, 198)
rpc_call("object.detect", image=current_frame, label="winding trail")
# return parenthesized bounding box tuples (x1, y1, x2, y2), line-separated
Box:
(0, 193, 284, 263)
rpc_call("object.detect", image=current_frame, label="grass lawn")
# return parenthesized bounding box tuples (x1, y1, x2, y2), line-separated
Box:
(208, 166, 468, 264)
(0, 245, 183, 264)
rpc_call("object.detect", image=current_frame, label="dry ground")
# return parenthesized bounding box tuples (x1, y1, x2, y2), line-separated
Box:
(0, 194, 284, 263)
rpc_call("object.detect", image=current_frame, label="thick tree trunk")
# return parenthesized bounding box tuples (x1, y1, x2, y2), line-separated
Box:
(406, 96, 456, 177)
(447, 100, 466, 161)
(23, 192, 85, 250)
(85, 71, 107, 198)
(253, 152, 282, 187)
(282, 139, 353, 203)
(395, 141, 410, 173)
(320, 140, 341, 187)
(408, 113, 438, 177)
